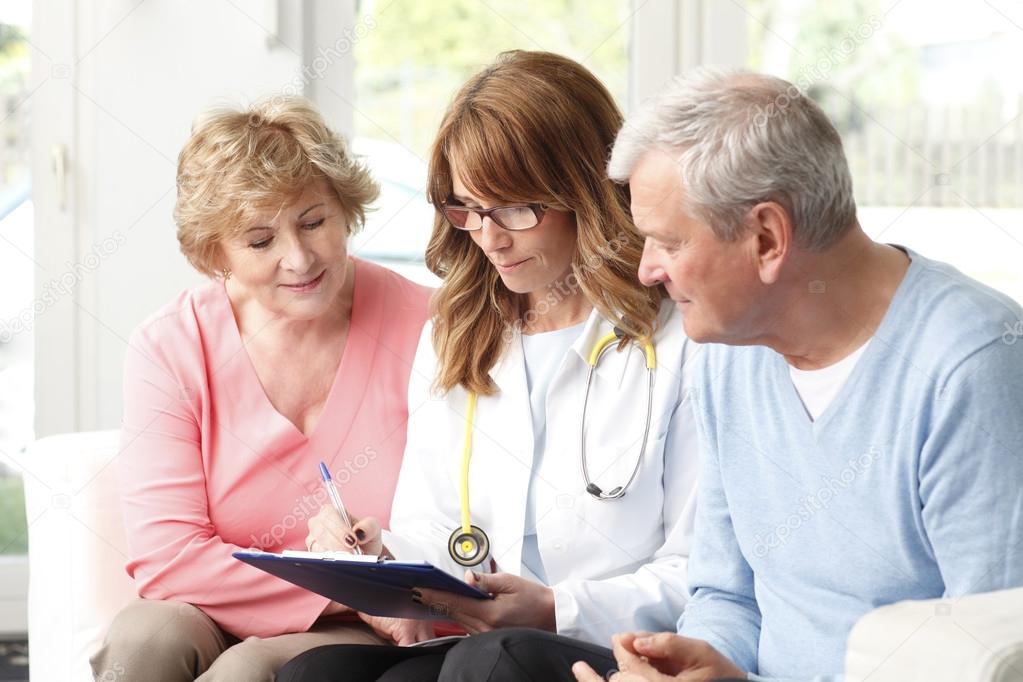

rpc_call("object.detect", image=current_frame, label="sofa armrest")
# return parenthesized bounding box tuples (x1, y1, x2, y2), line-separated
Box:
(24, 430, 135, 682)
(845, 587, 1023, 682)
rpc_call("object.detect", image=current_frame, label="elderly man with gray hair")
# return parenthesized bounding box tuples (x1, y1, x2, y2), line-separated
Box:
(434, 69, 1023, 682)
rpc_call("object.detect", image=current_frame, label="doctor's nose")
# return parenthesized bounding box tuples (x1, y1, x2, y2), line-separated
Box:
(478, 217, 512, 253)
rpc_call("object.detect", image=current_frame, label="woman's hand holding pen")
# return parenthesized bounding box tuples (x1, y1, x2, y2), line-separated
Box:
(305, 507, 384, 555)
(414, 570, 557, 634)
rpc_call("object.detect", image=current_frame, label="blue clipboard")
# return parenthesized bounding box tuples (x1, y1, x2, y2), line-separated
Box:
(233, 551, 492, 620)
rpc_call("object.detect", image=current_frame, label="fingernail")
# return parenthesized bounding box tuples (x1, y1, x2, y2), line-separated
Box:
(355, 529, 366, 540)
(344, 535, 356, 546)
(411, 589, 422, 599)
(471, 571, 482, 581)
(411, 595, 422, 605)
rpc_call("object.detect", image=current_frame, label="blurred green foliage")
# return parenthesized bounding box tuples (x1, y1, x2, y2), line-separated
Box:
(745, 0, 920, 130)
(354, 0, 630, 156)
(0, 23, 26, 54)
(0, 477, 28, 555)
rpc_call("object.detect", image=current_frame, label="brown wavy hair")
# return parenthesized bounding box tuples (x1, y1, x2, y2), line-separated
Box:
(426, 50, 666, 396)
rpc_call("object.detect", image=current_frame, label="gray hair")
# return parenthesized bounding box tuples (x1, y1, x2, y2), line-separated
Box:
(608, 68, 856, 251)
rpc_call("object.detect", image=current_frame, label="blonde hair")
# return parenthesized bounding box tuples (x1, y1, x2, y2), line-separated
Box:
(174, 97, 378, 276)
(426, 50, 665, 396)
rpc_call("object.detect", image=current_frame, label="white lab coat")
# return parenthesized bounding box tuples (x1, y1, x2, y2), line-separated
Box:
(384, 299, 701, 644)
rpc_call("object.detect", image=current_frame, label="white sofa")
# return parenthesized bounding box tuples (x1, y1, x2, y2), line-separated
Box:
(22, 431, 1023, 681)
(845, 587, 1023, 681)
(23, 430, 134, 682)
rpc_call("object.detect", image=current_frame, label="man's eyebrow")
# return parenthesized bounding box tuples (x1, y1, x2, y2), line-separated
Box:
(630, 215, 656, 235)
(633, 221, 676, 241)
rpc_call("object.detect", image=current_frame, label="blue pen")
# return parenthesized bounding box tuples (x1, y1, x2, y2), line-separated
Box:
(318, 461, 362, 555)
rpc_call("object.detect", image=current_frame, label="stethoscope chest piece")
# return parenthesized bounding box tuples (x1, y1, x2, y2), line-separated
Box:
(447, 524, 490, 567)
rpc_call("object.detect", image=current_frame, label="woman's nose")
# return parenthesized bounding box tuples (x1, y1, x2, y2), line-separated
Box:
(281, 231, 316, 273)
(478, 217, 511, 252)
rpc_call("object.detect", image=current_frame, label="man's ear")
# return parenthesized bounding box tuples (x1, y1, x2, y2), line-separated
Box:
(747, 201, 793, 285)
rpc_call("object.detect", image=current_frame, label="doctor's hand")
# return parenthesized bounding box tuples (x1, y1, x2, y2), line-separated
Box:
(414, 571, 556, 634)
(358, 612, 435, 647)
(305, 508, 384, 556)
(571, 632, 746, 682)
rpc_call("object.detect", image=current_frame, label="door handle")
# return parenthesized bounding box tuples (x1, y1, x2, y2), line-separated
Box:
(51, 144, 67, 212)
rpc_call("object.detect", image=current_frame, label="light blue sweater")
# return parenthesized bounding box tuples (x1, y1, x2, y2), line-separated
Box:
(677, 248, 1023, 681)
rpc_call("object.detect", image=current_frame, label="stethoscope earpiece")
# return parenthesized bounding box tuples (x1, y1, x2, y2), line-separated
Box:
(585, 482, 627, 500)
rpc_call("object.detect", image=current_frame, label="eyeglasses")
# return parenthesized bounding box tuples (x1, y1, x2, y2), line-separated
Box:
(441, 203, 547, 231)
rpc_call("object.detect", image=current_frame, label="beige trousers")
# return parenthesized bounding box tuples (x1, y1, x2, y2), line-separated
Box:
(90, 599, 386, 682)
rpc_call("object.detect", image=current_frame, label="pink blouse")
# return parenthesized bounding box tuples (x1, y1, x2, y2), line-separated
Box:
(117, 258, 432, 639)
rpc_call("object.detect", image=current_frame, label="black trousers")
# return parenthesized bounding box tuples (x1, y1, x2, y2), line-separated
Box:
(274, 629, 616, 682)
(439, 628, 617, 681)
(439, 630, 748, 682)
(276, 628, 751, 682)
(275, 641, 455, 682)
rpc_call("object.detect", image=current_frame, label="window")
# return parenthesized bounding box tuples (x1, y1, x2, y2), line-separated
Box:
(346, 0, 634, 282)
(0, 5, 32, 560)
(744, 0, 1023, 303)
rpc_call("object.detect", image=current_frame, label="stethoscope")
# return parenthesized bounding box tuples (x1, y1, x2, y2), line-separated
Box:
(447, 327, 657, 568)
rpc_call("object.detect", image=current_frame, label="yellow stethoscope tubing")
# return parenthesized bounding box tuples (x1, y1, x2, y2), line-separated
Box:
(588, 331, 656, 371)
(459, 392, 478, 551)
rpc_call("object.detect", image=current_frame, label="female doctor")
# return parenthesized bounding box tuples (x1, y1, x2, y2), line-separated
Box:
(278, 50, 700, 682)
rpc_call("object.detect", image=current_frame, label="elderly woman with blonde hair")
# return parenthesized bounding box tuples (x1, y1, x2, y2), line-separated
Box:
(90, 98, 432, 681)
